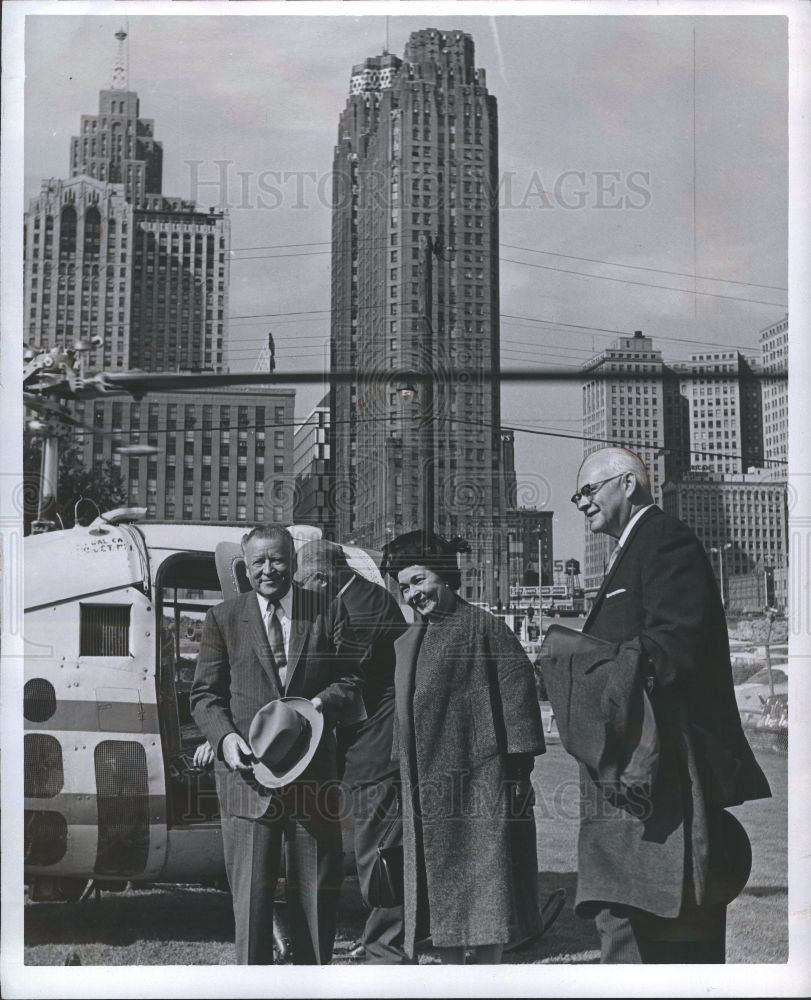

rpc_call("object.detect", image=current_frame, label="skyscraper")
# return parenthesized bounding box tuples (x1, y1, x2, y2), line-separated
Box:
(677, 351, 764, 476)
(581, 331, 689, 594)
(330, 29, 506, 604)
(23, 28, 229, 374)
(760, 315, 789, 469)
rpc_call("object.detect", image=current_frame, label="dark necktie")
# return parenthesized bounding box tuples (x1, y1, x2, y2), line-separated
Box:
(266, 602, 287, 687)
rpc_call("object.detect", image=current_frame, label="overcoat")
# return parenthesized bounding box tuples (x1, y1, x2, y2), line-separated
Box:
(576, 506, 771, 919)
(393, 600, 546, 955)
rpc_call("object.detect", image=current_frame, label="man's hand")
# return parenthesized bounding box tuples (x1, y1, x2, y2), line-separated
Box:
(192, 741, 215, 769)
(222, 732, 254, 771)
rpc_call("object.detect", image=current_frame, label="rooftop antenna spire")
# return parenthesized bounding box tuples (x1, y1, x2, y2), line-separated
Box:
(111, 23, 129, 90)
(384, 16, 389, 55)
(255, 331, 276, 373)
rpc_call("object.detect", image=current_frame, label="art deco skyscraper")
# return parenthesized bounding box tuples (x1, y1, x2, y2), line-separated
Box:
(330, 29, 507, 604)
(23, 28, 229, 374)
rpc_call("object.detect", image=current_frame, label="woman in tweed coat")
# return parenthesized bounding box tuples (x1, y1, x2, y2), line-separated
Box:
(382, 530, 546, 964)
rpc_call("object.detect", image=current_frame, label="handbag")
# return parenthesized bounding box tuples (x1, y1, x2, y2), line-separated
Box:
(367, 803, 404, 909)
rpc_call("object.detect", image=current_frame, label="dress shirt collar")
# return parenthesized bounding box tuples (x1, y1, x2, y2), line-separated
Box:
(617, 504, 655, 550)
(256, 588, 293, 620)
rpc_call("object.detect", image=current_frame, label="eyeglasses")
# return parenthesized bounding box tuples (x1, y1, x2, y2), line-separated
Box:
(570, 473, 625, 506)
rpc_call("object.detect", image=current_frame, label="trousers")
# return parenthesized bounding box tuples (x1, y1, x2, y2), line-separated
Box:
(595, 903, 727, 964)
(350, 773, 412, 964)
(220, 780, 343, 965)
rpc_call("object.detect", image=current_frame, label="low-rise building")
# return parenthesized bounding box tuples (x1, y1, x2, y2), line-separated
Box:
(293, 394, 336, 540)
(75, 387, 295, 523)
(661, 468, 787, 608)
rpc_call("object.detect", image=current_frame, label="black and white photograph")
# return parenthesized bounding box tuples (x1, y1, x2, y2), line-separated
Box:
(1, 1, 809, 996)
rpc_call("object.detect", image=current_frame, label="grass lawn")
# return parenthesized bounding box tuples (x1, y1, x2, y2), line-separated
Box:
(23, 743, 786, 966)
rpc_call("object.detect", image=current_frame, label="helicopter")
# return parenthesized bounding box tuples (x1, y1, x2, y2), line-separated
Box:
(23, 510, 387, 908)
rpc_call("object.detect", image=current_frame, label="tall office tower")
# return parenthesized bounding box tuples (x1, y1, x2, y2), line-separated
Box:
(23, 28, 229, 374)
(678, 351, 763, 476)
(760, 315, 789, 468)
(330, 29, 506, 605)
(581, 331, 689, 595)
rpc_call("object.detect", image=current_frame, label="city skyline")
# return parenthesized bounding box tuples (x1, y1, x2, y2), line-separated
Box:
(22, 12, 789, 561)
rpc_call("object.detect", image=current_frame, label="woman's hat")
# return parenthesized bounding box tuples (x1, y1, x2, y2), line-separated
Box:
(380, 529, 470, 589)
(248, 697, 324, 788)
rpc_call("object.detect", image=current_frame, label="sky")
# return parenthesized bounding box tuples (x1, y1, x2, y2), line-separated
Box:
(22, 9, 789, 563)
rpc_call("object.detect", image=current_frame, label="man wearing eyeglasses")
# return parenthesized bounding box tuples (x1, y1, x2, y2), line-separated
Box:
(568, 446, 770, 963)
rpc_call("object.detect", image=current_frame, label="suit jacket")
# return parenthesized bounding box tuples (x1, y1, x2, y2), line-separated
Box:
(190, 584, 364, 818)
(574, 506, 770, 919)
(335, 575, 408, 787)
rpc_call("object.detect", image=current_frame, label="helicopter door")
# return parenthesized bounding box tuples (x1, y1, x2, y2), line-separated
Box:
(155, 553, 224, 827)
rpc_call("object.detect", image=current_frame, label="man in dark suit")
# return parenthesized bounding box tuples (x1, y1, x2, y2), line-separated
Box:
(571, 446, 770, 963)
(190, 525, 364, 965)
(295, 539, 411, 964)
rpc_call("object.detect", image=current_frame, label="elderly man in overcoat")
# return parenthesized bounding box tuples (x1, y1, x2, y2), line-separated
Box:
(569, 446, 770, 963)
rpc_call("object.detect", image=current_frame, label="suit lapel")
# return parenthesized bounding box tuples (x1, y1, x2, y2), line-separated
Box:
(284, 584, 312, 694)
(242, 592, 282, 694)
(583, 506, 661, 630)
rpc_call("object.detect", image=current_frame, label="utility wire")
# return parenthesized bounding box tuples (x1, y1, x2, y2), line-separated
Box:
(42, 405, 787, 468)
(229, 236, 787, 292)
(225, 306, 764, 356)
(227, 245, 786, 309)
(498, 256, 786, 309)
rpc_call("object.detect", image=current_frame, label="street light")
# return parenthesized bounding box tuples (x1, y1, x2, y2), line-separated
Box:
(710, 541, 733, 609)
(114, 443, 162, 457)
(763, 606, 780, 698)
(398, 381, 416, 404)
(537, 523, 544, 638)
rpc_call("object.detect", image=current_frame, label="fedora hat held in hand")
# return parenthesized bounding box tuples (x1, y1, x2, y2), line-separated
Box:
(248, 697, 324, 788)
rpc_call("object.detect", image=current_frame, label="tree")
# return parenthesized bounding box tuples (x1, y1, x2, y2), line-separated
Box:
(23, 436, 127, 533)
